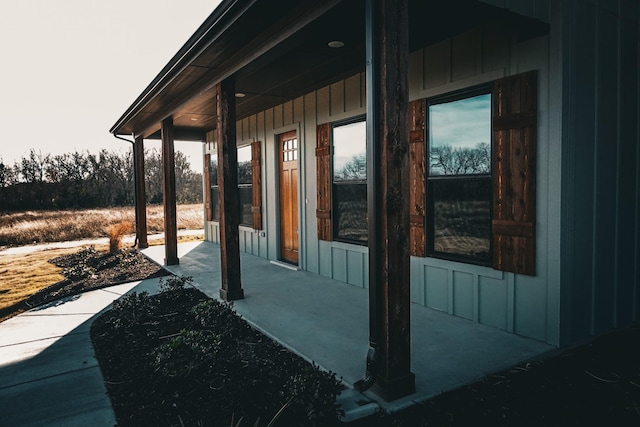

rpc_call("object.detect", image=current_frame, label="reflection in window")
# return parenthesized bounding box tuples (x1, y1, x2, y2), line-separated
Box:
(209, 144, 253, 227)
(237, 145, 252, 226)
(431, 178, 491, 259)
(209, 151, 219, 221)
(332, 119, 367, 244)
(429, 94, 491, 176)
(427, 89, 492, 264)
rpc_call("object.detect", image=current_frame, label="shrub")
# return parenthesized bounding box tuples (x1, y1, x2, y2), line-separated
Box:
(151, 329, 222, 378)
(191, 299, 237, 328)
(159, 275, 192, 293)
(108, 221, 132, 253)
(110, 291, 152, 328)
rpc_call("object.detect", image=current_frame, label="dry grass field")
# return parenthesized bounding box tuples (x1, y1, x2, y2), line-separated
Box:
(0, 204, 204, 321)
(0, 204, 204, 249)
(0, 203, 203, 248)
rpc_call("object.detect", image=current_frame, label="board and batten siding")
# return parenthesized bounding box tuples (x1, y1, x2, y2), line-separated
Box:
(205, 24, 561, 345)
(479, 0, 550, 23)
(552, 0, 640, 346)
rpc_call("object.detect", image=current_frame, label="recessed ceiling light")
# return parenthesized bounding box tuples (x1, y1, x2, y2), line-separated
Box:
(328, 40, 344, 48)
(235, 92, 246, 98)
(190, 117, 199, 121)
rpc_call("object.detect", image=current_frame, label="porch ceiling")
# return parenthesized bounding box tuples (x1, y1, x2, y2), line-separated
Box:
(111, 0, 548, 141)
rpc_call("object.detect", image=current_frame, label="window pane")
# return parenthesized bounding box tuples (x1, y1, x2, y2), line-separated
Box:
(429, 93, 491, 176)
(432, 178, 491, 260)
(210, 154, 218, 186)
(333, 120, 366, 181)
(210, 187, 219, 221)
(239, 185, 252, 226)
(237, 145, 252, 184)
(333, 182, 367, 243)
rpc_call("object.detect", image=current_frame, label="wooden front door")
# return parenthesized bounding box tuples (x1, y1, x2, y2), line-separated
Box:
(279, 131, 299, 264)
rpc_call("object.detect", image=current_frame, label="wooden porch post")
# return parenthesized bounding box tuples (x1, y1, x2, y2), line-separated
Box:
(216, 78, 244, 301)
(357, 0, 414, 401)
(161, 117, 179, 265)
(133, 136, 148, 249)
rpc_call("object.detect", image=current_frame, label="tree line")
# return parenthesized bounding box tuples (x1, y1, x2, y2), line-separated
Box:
(0, 148, 202, 211)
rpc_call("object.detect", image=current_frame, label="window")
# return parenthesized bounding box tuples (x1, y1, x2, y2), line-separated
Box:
(332, 118, 367, 244)
(237, 145, 252, 227)
(427, 89, 492, 264)
(316, 72, 536, 273)
(209, 149, 219, 221)
(208, 143, 259, 228)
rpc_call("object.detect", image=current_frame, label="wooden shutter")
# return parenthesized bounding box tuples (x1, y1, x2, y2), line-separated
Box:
(204, 153, 212, 221)
(492, 70, 537, 276)
(251, 141, 262, 230)
(316, 123, 332, 241)
(409, 99, 426, 257)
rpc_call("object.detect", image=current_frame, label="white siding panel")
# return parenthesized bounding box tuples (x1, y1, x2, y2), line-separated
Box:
(273, 104, 284, 129)
(453, 271, 474, 321)
(451, 29, 481, 82)
(332, 247, 347, 283)
(425, 266, 448, 312)
(303, 93, 319, 274)
(330, 81, 345, 116)
(408, 49, 424, 95)
(410, 257, 425, 305)
(316, 86, 330, 125)
(345, 74, 362, 112)
(423, 39, 449, 89)
(479, 275, 508, 330)
(284, 100, 294, 126)
(319, 241, 332, 277)
(482, 26, 510, 73)
(346, 250, 364, 288)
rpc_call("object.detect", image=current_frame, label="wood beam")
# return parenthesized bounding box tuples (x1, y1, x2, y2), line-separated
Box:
(358, 0, 414, 401)
(133, 136, 148, 249)
(216, 79, 244, 301)
(161, 118, 179, 265)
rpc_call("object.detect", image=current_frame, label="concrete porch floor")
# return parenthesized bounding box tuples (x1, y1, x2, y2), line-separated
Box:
(142, 241, 555, 418)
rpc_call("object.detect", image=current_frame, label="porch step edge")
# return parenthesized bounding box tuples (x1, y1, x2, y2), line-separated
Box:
(269, 260, 299, 271)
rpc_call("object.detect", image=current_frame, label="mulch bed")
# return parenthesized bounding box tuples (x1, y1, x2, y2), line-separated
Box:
(26, 246, 169, 308)
(90, 279, 344, 427)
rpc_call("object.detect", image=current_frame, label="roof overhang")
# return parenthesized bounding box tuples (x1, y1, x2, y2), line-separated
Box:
(110, 0, 548, 140)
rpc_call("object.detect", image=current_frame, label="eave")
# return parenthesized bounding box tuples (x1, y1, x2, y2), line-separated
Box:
(110, 0, 548, 141)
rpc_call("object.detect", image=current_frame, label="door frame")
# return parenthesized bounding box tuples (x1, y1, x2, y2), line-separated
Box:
(274, 124, 303, 266)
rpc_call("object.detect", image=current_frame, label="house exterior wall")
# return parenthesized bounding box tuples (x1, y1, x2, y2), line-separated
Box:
(205, 24, 561, 345)
(552, 0, 640, 346)
(480, 0, 550, 22)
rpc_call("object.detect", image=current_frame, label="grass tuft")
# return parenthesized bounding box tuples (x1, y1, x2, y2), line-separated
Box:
(108, 221, 132, 253)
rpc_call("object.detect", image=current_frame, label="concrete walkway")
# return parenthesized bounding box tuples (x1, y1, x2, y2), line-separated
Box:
(143, 241, 555, 417)
(0, 278, 163, 427)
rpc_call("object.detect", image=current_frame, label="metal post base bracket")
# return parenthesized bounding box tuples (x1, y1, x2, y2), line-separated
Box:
(354, 345, 377, 392)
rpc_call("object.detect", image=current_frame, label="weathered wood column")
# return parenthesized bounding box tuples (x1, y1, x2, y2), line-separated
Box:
(357, 0, 414, 401)
(161, 117, 179, 265)
(216, 78, 244, 301)
(133, 136, 148, 249)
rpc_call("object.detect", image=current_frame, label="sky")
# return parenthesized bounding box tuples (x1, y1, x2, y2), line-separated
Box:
(428, 94, 491, 150)
(0, 0, 222, 174)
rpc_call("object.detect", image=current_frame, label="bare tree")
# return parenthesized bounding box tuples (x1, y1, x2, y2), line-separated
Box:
(430, 143, 490, 175)
(335, 153, 366, 181)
